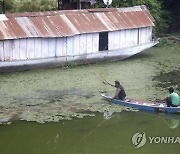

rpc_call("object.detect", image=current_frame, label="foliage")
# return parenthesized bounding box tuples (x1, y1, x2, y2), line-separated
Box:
(2, 0, 15, 13)
(158, 0, 180, 31)
(39, 0, 57, 11)
(3, 0, 56, 13)
(66, 61, 79, 68)
(18, 1, 40, 12)
(94, 0, 105, 8)
(156, 38, 172, 47)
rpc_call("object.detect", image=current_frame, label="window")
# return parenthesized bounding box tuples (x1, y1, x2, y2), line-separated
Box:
(99, 32, 108, 51)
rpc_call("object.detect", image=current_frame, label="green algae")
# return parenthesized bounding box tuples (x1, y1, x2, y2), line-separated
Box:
(0, 42, 180, 124)
(153, 69, 180, 91)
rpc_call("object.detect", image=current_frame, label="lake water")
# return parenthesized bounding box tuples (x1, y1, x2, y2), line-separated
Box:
(0, 112, 180, 154)
(0, 43, 180, 153)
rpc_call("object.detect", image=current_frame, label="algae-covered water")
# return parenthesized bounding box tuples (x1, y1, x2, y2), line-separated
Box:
(0, 42, 180, 154)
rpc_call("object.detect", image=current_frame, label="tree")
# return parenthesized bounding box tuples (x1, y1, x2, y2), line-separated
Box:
(158, 0, 180, 31)
(2, 0, 57, 13)
(2, 0, 15, 13)
(110, 0, 171, 33)
(0, 0, 5, 13)
(39, 0, 56, 11)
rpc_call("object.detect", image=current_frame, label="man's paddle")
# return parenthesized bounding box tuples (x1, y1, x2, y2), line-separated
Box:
(103, 80, 115, 87)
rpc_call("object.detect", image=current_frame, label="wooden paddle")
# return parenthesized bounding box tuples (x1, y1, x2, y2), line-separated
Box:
(103, 80, 115, 87)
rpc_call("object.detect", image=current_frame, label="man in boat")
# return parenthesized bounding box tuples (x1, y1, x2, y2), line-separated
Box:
(103, 80, 126, 100)
(113, 80, 126, 100)
(165, 87, 180, 107)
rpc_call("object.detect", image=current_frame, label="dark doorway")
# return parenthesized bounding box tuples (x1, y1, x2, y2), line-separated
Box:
(99, 32, 108, 51)
(58, 0, 91, 10)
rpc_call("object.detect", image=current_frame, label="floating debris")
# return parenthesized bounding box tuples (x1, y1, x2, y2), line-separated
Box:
(103, 110, 114, 119)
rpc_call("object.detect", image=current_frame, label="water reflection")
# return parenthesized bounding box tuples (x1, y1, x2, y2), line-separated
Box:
(157, 113, 179, 129)
(131, 111, 180, 129)
(164, 119, 179, 129)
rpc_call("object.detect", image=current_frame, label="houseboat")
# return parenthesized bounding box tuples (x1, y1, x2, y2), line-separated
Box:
(0, 5, 158, 71)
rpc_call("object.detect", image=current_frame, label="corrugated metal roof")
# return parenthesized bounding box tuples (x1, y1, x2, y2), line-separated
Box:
(0, 5, 155, 40)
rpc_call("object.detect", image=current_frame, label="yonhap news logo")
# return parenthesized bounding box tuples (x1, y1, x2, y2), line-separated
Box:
(132, 132, 146, 148)
(132, 132, 180, 148)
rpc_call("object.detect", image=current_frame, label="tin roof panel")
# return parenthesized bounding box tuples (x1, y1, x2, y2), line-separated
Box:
(16, 17, 39, 37)
(135, 11, 154, 27)
(29, 17, 50, 37)
(49, 15, 76, 36)
(40, 16, 61, 37)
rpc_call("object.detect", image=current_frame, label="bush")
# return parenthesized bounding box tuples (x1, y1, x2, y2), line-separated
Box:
(3, 0, 57, 13)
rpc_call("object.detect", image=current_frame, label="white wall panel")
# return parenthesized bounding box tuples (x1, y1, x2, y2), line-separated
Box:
(41, 38, 49, 58)
(57, 37, 67, 57)
(62, 37, 67, 56)
(139, 28, 148, 44)
(12, 40, 16, 60)
(14, 39, 21, 60)
(56, 38, 63, 57)
(150, 27, 152, 40)
(4, 40, 12, 61)
(67, 36, 74, 55)
(125, 30, 131, 47)
(13, 40, 20, 60)
(108, 31, 114, 50)
(9, 41, 13, 60)
(0, 41, 4, 61)
(48, 38, 56, 57)
(12, 40, 17, 60)
(73, 35, 80, 54)
(86, 33, 93, 53)
(147, 27, 152, 42)
(145, 28, 148, 43)
(27, 38, 35, 59)
(79, 34, 87, 54)
(19, 39, 27, 60)
(119, 30, 126, 48)
(143, 28, 148, 43)
(114, 31, 120, 49)
(109, 29, 140, 50)
(128, 29, 133, 46)
(132, 29, 138, 46)
(92, 33, 99, 53)
(34, 38, 42, 58)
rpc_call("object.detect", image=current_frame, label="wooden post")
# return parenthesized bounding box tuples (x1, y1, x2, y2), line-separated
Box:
(57, 0, 61, 10)
(77, 0, 81, 10)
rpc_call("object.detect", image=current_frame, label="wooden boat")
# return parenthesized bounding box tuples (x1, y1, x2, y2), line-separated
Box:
(101, 94, 180, 114)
